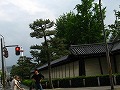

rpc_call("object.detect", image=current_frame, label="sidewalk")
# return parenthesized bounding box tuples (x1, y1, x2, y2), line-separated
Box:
(17, 85, 120, 90)
(45, 86, 120, 90)
(3, 85, 120, 90)
(44, 86, 120, 90)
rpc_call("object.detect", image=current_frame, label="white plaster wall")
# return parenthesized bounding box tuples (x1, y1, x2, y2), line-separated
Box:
(62, 65, 66, 78)
(66, 63, 70, 77)
(72, 62, 75, 77)
(70, 62, 74, 77)
(59, 65, 63, 78)
(115, 55, 120, 73)
(53, 68, 55, 78)
(54, 68, 56, 78)
(51, 68, 53, 78)
(110, 56, 115, 73)
(100, 57, 109, 74)
(41, 70, 48, 79)
(39, 54, 120, 79)
(54, 67, 57, 78)
(59, 66, 61, 78)
(56, 66, 60, 78)
(85, 58, 101, 76)
(74, 61, 79, 77)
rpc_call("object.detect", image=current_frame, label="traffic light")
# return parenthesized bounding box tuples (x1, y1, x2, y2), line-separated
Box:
(3, 48, 8, 58)
(15, 46, 20, 55)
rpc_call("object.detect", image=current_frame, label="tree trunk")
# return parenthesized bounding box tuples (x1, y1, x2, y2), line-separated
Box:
(99, 0, 114, 90)
(43, 29, 53, 89)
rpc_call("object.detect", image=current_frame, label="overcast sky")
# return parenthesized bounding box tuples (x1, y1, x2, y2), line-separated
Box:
(0, 0, 119, 67)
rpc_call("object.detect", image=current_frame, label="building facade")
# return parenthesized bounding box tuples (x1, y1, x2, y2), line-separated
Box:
(37, 40, 120, 79)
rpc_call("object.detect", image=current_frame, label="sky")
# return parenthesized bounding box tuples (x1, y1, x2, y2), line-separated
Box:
(0, 0, 119, 67)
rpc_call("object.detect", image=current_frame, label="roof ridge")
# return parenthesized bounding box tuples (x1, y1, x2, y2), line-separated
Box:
(71, 42, 113, 47)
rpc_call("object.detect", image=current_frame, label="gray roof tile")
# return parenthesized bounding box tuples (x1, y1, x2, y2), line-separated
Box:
(37, 56, 68, 70)
(112, 40, 120, 51)
(70, 43, 113, 55)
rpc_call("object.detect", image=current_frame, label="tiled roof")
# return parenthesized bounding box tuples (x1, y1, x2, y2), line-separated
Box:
(112, 40, 120, 51)
(70, 43, 113, 55)
(37, 56, 68, 70)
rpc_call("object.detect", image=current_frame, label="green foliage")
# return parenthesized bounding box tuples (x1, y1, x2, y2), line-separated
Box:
(30, 49, 43, 64)
(115, 74, 120, 85)
(108, 9, 120, 42)
(56, 0, 106, 45)
(30, 37, 70, 65)
(10, 65, 19, 76)
(56, 11, 76, 46)
(29, 19, 55, 38)
(29, 19, 55, 64)
(34, 74, 112, 88)
(22, 74, 120, 88)
(48, 37, 70, 61)
(22, 79, 33, 86)
(10, 56, 35, 79)
(29, 19, 69, 65)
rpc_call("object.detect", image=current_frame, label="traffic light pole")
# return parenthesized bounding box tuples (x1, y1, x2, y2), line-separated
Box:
(0, 34, 20, 89)
(1, 38, 5, 89)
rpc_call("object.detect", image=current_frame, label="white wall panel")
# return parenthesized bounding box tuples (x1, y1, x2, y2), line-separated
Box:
(115, 55, 120, 73)
(74, 61, 79, 77)
(85, 58, 101, 76)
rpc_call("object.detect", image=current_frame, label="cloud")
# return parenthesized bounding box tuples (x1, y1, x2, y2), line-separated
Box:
(0, 0, 56, 22)
(0, 1, 12, 21)
(0, 11, 12, 21)
(7, 0, 40, 14)
(7, 0, 52, 15)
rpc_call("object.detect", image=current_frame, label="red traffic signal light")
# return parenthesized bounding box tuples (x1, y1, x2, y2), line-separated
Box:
(15, 46, 20, 55)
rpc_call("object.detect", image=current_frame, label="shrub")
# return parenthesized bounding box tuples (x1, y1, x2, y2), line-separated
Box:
(84, 76, 98, 87)
(71, 77, 84, 87)
(115, 74, 120, 85)
(22, 79, 33, 86)
(52, 79, 59, 88)
(59, 78, 70, 88)
(22, 74, 117, 88)
(99, 75, 110, 86)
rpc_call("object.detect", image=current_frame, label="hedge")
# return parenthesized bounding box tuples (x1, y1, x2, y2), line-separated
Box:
(22, 74, 120, 89)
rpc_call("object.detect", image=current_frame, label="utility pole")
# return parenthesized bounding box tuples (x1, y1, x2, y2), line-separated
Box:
(99, 0, 114, 90)
(1, 38, 5, 89)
